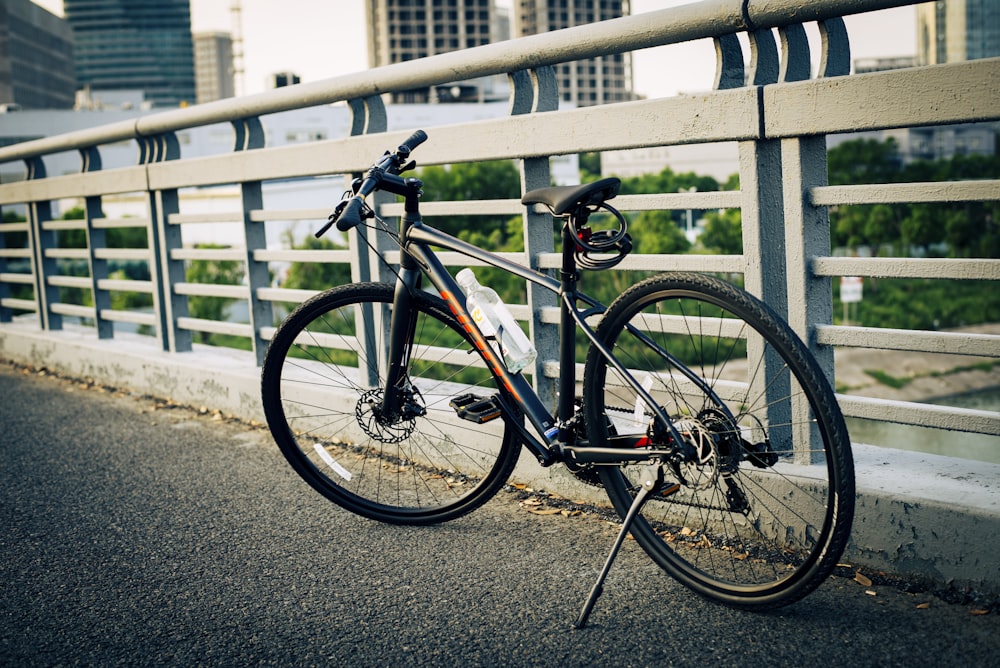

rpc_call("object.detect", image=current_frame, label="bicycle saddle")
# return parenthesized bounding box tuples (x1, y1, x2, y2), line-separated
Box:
(522, 177, 621, 215)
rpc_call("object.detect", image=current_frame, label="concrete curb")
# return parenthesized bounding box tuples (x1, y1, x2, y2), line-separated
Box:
(2, 319, 998, 595)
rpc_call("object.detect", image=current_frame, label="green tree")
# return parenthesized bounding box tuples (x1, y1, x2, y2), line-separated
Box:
(417, 160, 522, 244)
(827, 137, 901, 185)
(185, 244, 244, 343)
(699, 208, 743, 254)
(282, 232, 351, 291)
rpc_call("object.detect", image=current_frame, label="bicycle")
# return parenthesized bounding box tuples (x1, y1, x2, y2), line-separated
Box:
(260, 130, 855, 627)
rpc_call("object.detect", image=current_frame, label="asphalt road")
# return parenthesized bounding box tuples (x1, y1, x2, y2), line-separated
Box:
(2, 361, 997, 667)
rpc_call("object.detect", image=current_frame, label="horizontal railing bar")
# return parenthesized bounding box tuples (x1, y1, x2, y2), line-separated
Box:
(537, 253, 745, 273)
(0, 0, 915, 165)
(41, 220, 86, 231)
(176, 317, 252, 338)
(765, 58, 1000, 137)
(0, 166, 148, 203)
(0, 222, 29, 232)
(47, 276, 90, 289)
(50, 302, 94, 318)
(171, 248, 246, 262)
(173, 282, 248, 299)
(167, 213, 243, 225)
(44, 248, 89, 260)
(811, 180, 1000, 206)
(0, 272, 33, 284)
(817, 325, 1000, 357)
(253, 249, 350, 264)
(257, 287, 321, 304)
(92, 217, 151, 229)
(812, 257, 999, 280)
(94, 248, 151, 261)
(381, 250, 527, 268)
(98, 309, 157, 326)
(96, 279, 155, 293)
(838, 394, 1000, 436)
(0, 298, 37, 311)
(0, 249, 31, 259)
(248, 208, 330, 222)
(148, 91, 762, 189)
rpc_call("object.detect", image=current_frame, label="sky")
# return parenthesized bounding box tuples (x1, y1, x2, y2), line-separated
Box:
(32, 0, 918, 99)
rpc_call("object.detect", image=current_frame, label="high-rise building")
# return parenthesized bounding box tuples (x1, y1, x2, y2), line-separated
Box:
(366, 0, 501, 103)
(514, 0, 634, 107)
(917, 0, 1000, 65)
(64, 0, 196, 108)
(193, 31, 235, 105)
(0, 0, 75, 109)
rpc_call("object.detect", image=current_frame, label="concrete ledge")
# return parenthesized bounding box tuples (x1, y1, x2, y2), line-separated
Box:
(2, 319, 998, 595)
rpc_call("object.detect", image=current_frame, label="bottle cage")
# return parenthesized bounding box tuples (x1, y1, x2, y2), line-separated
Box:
(569, 202, 632, 271)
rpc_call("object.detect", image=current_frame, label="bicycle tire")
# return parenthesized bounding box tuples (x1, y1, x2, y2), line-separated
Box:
(582, 272, 854, 609)
(262, 282, 521, 525)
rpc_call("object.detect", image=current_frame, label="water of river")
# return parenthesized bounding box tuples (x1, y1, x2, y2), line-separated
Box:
(846, 388, 1000, 465)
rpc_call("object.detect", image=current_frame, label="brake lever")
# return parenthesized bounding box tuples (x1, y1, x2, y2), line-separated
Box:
(315, 198, 349, 238)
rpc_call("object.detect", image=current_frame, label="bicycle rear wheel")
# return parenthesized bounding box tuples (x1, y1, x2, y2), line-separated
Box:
(583, 272, 853, 609)
(261, 282, 521, 525)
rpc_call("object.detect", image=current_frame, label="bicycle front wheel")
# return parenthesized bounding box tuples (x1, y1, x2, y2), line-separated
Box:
(261, 282, 521, 525)
(583, 272, 854, 609)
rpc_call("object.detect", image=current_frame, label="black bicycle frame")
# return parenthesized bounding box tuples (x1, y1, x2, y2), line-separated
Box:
(378, 185, 729, 469)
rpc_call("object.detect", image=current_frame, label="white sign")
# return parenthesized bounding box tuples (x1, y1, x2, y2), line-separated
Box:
(841, 276, 863, 303)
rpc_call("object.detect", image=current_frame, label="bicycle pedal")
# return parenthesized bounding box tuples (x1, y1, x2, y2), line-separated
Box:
(449, 393, 502, 424)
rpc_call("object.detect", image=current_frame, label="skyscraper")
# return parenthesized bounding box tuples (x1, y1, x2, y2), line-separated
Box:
(0, 0, 75, 109)
(64, 0, 196, 108)
(514, 0, 634, 107)
(193, 31, 235, 104)
(366, 0, 499, 103)
(917, 0, 1000, 65)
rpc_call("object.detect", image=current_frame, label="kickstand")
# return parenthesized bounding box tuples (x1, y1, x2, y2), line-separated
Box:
(574, 465, 665, 629)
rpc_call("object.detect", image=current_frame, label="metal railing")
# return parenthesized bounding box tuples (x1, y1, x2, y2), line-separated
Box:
(0, 0, 998, 454)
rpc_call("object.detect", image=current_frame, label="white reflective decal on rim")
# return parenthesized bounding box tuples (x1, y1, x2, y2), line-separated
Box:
(313, 442, 353, 481)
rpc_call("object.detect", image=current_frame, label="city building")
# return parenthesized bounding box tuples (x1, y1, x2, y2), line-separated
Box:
(917, 0, 1000, 64)
(0, 0, 75, 110)
(513, 0, 635, 107)
(365, 0, 506, 103)
(64, 0, 196, 108)
(193, 31, 235, 104)
(271, 72, 301, 89)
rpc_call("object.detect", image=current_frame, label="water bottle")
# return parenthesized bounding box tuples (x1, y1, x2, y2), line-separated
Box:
(456, 268, 537, 373)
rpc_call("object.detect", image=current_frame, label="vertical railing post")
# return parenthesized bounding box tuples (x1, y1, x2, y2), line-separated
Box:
(24, 157, 62, 332)
(781, 18, 850, 462)
(80, 146, 113, 340)
(144, 132, 192, 353)
(232, 117, 274, 366)
(513, 66, 559, 410)
(347, 95, 389, 388)
(719, 29, 795, 456)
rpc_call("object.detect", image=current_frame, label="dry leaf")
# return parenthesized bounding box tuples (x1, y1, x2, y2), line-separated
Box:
(529, 507, 562, 515)
(916, 602, 931, 609)
(970, 609, 990, 616)
(679, 527, 695, 536)
(865, 590, 877, 597)
(854, 571, 873, 587)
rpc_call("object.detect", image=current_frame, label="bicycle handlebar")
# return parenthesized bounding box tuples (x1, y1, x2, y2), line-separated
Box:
(320, 130, 429, 235)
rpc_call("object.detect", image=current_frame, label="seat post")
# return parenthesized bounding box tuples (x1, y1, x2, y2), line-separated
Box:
(557, 215, 581, 435)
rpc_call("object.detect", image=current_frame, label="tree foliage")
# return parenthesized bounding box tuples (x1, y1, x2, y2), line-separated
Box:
(827, 138, 1000, 258)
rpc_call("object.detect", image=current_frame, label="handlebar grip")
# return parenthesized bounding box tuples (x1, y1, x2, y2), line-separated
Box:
(400, 129, 428, 153)
(335, 197, 366, 232)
